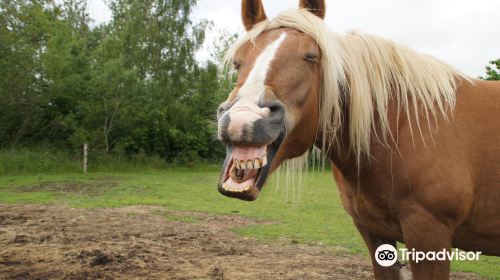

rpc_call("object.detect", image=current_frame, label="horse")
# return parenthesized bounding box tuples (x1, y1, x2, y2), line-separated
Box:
(215, 1, 500, 279)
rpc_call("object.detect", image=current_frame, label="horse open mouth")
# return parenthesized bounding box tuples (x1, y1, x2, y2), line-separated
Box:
(218, 135, 284, 201)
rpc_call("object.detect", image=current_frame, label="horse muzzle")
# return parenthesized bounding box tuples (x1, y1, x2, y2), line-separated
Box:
(217, 99, 286, 200)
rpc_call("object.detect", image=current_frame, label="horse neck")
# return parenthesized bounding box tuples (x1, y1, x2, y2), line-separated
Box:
(316, 87, 396, 180)
(315, 95, 360, 178)
(317, 125, 361, 179)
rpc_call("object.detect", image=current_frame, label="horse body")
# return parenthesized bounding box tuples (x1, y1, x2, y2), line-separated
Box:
(446, 80, 500, 255)
(217, 1, 500, 278)
(330, 78, 500, 278)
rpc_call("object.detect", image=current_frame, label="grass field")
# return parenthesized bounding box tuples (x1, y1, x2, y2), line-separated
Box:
(0, 170, 498, 279)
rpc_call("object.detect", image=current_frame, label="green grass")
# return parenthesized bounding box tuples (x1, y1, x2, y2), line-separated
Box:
(0, 148, 219, 176)
(0, 170, 498, 279)
(0, 149, 81, 175)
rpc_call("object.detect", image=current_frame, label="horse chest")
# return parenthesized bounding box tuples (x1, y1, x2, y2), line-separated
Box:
(338, 180, 404, 240)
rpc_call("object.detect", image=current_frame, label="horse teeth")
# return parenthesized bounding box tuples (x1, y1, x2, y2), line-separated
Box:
(254, 159, 261, 169)
(247, 160, 253, 169)
(234, 159, 240, 169)
(262, 156, 267, 167)
(240, 160, 247, 169)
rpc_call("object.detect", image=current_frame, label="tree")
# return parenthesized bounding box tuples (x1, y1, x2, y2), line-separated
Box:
(481, 59, 500, 80)
(0, 0, 60, 147)
(99, 0, 215, 159)
(0, 0, 234, 163)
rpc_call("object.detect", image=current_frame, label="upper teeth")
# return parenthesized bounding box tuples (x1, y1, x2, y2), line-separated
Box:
(233, 156, 267, 170)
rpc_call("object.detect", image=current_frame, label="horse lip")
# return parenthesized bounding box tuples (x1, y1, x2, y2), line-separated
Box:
(217, 133, 285, 201)
(217, 183, 260, 201)
(254, 133, 284, 190)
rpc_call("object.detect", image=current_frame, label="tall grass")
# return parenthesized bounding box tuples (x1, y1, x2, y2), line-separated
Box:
(0, 148, 215, 175)
(0, 149, 80, 175)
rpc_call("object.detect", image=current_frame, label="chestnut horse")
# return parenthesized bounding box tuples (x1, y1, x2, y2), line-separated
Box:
(216, 1, 500, 279)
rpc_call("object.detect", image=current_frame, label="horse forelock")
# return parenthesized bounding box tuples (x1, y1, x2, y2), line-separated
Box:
(225, 8, 471, 169)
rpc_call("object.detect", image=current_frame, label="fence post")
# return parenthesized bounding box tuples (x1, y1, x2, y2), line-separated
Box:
(83, 143, 88, 174)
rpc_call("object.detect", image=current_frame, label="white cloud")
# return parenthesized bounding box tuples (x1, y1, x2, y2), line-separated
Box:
(87, 0, 500, 76)
(87, 0, 111, 26)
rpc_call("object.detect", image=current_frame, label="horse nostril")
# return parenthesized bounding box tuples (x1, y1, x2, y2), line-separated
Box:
(217, 104, 227, 119)
(269, 104, 280, 112)
(267, 102, 285, 115)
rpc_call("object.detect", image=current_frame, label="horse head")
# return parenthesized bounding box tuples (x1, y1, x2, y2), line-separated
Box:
(216, 0, 327, 200)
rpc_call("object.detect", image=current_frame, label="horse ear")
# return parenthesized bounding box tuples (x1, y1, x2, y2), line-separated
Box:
(242, 0, 268, 31)
(299, 0, 326, 19)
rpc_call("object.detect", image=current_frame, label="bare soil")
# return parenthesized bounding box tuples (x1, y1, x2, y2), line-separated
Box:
(0, 204, 484, 280)
(8, 180, 119, 196)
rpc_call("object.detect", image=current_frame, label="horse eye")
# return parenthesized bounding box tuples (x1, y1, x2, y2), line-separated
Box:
(304, 53, 319, 63)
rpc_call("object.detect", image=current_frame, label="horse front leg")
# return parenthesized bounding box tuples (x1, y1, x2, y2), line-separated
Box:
(354, 221, 404, 280)
(400, 204, 454, 280)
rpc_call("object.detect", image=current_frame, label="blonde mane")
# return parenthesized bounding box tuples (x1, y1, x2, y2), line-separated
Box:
(225, 8, 470, 164)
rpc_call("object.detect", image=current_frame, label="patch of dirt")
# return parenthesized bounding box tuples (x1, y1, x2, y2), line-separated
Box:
(0, 204, 484, 279)
(9, 180, 118, 196)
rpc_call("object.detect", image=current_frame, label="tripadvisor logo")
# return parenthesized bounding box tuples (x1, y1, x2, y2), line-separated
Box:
(375, 244, 481, 266)
(375, 244, 398, 267)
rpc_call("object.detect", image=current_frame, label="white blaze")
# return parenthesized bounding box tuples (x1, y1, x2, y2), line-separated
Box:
(224, 32, 288, 141)
(237, 32, 288, 103)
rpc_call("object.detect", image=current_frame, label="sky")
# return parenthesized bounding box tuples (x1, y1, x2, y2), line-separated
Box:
(87, 0, 500, 77)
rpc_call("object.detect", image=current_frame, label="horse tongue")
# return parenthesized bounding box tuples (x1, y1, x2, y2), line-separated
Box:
(231, 166, 258, 183)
